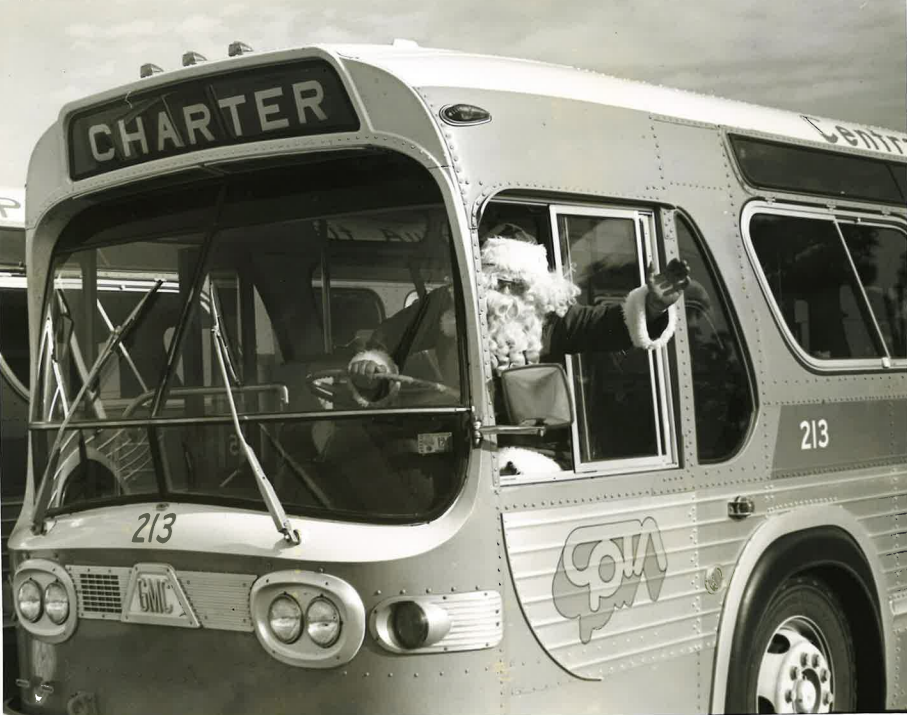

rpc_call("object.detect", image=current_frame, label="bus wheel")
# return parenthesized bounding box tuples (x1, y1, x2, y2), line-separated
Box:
(732, 575, 856, 714)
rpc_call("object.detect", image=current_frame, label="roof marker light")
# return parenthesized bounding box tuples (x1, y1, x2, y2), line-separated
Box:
(440, 104, 492, 126)
(228, 41, 253, 57)
(139, 63, 163, 79)
(182, 51, 207, 67)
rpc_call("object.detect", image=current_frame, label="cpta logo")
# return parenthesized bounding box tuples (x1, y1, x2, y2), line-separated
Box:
(552, 517, 668, 643)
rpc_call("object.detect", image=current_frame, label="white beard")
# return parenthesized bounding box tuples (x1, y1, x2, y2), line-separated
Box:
(486, 289, 544, 371)
(480, 269, 580, 373)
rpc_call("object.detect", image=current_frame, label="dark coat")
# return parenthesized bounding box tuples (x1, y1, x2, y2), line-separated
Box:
(365, 286, 668, 371)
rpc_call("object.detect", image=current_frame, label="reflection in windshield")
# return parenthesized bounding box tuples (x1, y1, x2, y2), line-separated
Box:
(33, 153, 469, 524)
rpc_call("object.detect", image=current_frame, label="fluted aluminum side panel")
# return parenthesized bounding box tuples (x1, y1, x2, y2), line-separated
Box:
(502, 494, 706, 680)
(178, 571, 255, 632)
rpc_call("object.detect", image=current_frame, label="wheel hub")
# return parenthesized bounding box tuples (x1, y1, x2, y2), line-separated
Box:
(795, 677, 817, 711)
(756, 621, 834, 713)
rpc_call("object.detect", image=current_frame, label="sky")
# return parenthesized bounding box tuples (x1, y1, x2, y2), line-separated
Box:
(1, 0, 905, 188)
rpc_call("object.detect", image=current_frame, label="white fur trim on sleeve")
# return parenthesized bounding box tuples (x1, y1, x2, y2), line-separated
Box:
(621, 285, 677, 350)
(498, 447, 563, 475)
(349, 349, 398, 374)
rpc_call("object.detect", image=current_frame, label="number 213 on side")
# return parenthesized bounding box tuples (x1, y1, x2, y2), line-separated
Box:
(799, 419, 830, 450)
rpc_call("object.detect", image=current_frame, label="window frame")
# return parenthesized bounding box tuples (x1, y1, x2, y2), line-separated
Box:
(741, 200, 907, 372)
(674, 210, 758, 464)
(548, 203, 679, 477)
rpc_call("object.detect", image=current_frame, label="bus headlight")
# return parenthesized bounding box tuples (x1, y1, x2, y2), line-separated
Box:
(306, 597, 341, 648)
(17, 579, 43, 622)
(44, 582, 70, 625)
(268, 594, 302, 643)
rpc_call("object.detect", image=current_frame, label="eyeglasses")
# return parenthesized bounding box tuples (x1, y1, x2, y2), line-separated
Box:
(496, 277, 529, 295)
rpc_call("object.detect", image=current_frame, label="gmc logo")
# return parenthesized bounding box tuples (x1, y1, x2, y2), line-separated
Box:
(137, 577, 174, 614)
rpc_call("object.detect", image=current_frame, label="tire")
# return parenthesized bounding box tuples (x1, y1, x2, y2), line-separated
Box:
(726, 575, 856, 714)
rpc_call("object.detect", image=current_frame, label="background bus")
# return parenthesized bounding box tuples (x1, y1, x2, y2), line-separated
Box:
(0, 186, 27, 695)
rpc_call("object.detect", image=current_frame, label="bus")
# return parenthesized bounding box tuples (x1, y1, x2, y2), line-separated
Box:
(6, 43, 907, 714)
(0, 186, 27, 695)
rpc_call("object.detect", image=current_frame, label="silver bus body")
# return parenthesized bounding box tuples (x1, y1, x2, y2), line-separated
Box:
(6, 45, 907, 714)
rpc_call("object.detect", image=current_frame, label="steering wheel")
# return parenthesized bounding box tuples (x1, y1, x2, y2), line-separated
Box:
(305, 367, 458, 408)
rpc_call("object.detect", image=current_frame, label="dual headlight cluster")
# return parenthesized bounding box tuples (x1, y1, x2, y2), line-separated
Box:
(267, 594, 341, 648)
(17, 579, 70, 625)
(250, 571, 366, 667)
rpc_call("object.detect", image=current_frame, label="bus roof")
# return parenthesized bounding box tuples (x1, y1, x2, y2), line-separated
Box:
(0, 187, 25, 229)
(331, 44, 907, 160)
(52, 43, 906, 171)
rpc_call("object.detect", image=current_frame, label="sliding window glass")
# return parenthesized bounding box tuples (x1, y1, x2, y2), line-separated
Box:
(747, 206, 905, 367)
(553, 207, 676, 472)
(837, 223, 907, 358)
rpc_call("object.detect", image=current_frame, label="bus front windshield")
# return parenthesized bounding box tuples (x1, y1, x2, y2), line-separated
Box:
(32, 153, 469, 524)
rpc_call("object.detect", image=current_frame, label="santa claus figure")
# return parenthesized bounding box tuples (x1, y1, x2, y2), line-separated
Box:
(349, 222, 689, 383)
(346, 223, 690, 475)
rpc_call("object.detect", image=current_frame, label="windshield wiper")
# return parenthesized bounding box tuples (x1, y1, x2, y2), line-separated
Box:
(31, 280, 163, 534)
(208, 282, 301, 545)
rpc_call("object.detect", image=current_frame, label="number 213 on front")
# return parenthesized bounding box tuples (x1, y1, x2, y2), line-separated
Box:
(132, 513, 177, 543)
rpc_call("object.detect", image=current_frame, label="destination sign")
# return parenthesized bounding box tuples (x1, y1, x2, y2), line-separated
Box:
(0, 187, 25, 228)
(802, 115, 907, 158)
(68, 60, 360, 180)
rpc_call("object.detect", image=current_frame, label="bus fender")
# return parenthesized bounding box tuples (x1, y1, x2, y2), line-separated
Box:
(708, 503, 892, 713)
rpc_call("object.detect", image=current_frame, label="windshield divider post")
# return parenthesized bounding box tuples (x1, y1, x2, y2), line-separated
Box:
(150, 185, 227, 417)
(147, 423, 170, 499)
(319, 225, 332, 355)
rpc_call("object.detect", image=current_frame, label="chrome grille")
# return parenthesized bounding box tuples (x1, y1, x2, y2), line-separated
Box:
(69, 566, 130, 619)
(67, 564, 254, 630)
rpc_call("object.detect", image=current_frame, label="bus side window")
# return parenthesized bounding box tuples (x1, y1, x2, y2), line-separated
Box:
(676, 215, 754, 462)
(838, 223, 907, 358)
(749, 214, 885, 360)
